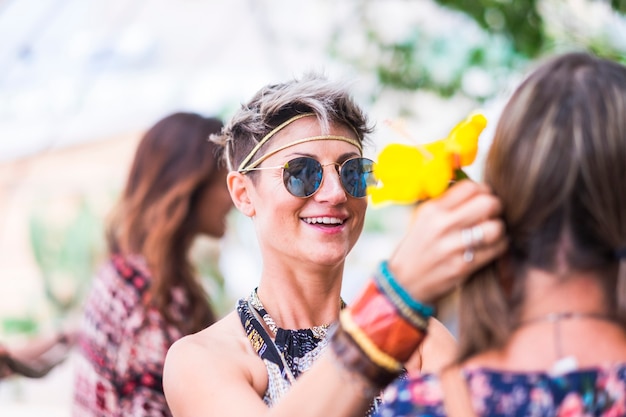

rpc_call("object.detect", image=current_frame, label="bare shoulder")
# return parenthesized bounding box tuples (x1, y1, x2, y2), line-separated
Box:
(163, 311, 268, 416)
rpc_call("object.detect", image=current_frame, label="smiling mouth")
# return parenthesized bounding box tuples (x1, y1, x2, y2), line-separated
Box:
(302, 216, 345, 226)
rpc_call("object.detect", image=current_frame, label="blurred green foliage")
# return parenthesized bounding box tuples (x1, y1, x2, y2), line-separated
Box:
(433, 0, 626, 61)
(433, 0, 544, 58)
(329, 0, 626, 104)
(29, 198, 105, 317)
(2, 316, 38, 335)
(369, 27, 523, 101)
(613, 0, 626, 13)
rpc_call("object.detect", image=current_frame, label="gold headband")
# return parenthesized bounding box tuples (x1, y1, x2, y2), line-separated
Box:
(237, 113, 363, 172)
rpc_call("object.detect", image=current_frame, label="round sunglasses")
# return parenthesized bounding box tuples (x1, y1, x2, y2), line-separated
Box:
(244, 156, 377, 198)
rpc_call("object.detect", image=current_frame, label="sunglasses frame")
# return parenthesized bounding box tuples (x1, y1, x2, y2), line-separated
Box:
(244, 156, 376, 198)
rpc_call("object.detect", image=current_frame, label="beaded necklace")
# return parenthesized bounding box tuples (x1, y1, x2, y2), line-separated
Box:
(245, 288, 345, 378)
(238, 289, 380, 416)
(249, 288, 339, 340)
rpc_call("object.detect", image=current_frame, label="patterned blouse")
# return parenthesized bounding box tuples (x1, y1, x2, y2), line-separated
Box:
(73, 254, 188, 417)
(375, 363, 626, 417)
(238, 289, 381, 416)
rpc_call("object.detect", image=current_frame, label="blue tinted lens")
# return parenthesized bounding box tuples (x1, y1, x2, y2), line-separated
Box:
(282, 157, 375, 198)
(283, 157, 323, 197)
(340, 158, 376, 198)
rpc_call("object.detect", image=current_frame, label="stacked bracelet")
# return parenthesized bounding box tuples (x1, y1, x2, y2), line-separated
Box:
(329, 261, 435, 388)
(339, 310, 403, 373)
(375, 265, 433, 333)
(379, 260, 435, 318)
(348, 280, 427, 363)
(330, 322, 401, 389)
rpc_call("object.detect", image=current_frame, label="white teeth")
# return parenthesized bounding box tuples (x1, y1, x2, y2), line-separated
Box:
(304, 217, 344, 225)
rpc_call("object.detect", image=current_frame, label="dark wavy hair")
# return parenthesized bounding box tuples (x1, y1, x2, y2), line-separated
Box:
(107, 112, 225, 335)
(457, 52, 626, 360)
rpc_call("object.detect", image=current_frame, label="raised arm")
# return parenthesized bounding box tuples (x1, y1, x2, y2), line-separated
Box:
(164, 180, 506, 417)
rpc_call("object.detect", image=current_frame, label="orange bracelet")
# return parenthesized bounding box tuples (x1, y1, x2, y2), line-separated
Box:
(330, 323, 401, 389)
(340, 310, 403, 372)
(349, 279, 427, 363)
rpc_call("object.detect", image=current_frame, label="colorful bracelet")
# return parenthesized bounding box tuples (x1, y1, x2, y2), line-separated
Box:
(348, 280, 427, 363)
(330, 322, 402, 389)
(374, 270, 429, 332)
(379, 260, 436, 317)
(340, 310, 403, 373)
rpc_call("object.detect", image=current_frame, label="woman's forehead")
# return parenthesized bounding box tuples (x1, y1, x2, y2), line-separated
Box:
(264, 121, 361, 161)
(272, 117, 357, 144)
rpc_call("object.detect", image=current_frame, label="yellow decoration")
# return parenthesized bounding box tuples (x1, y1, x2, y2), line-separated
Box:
(368, 112, 487, 205)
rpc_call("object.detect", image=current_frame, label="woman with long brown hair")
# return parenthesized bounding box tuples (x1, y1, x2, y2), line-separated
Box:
(376, 52, 626, 415)
(73, 112, 233, 416)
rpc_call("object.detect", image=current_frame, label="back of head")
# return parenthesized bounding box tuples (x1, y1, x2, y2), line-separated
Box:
(489, 52, 626, 275)
(108, 112, 225, 333)
(458, 52, 626, 358)
(212, 72, 374, 172)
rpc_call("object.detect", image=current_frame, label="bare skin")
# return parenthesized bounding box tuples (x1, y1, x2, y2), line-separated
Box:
(0, 330, 75, 379)
(406, 318, 457, 373)
(464, 270, 626, 373)
(163, 108, 506, 416)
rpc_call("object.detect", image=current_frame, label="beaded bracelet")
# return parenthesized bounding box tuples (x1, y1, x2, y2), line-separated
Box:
(374, 270, 429, 332)
(348, 280, 427, 363)
(379, 260, 436, 317)
(330, 322, 402, 389)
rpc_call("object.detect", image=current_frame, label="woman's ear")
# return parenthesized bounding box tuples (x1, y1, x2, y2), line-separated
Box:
(227, 171, 255, 217)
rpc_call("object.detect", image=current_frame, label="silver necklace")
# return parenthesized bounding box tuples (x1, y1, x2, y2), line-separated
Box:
(249, 289, 338, 339)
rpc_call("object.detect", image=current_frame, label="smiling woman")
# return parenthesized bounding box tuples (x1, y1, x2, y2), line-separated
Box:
(163, 73, 462, 416)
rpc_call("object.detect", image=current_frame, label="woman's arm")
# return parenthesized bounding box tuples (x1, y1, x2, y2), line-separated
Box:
(164, 180, 506, 417)
(164, 327, 376, 417)
(0, 331, 74, 379)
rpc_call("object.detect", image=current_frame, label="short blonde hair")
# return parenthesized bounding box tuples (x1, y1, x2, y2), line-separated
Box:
(211, 73, 374, 172)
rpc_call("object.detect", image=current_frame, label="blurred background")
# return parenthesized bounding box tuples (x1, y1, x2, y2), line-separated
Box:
(1, 0, 625, 415)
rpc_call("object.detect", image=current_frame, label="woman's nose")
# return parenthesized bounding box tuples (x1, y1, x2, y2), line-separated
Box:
(313, 164, 348, 204)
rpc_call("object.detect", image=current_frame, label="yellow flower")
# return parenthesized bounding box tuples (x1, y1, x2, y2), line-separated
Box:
(444, 112, 487, 167)
(368, 112, 487, 205)
(368, 144, 425, 205)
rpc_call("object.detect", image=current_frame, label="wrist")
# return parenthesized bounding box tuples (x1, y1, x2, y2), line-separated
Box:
(386, 258, 441, 303)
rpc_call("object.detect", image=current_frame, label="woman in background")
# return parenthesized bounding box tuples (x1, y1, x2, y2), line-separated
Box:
(73, 112, 233, 417)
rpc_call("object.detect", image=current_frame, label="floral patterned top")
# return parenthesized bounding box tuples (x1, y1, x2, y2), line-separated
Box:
(73, 254, 189, 417)
(376, 363, 626, 417)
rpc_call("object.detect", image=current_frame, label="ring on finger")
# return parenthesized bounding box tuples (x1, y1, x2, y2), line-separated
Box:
(461, 228, 474, 262)
(471, 224, 484, 245)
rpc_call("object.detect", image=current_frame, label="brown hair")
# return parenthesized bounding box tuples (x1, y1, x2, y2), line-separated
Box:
(211, 72, 374, 173)
(107, 112, 225, 335)
(457, 52, 626, 360)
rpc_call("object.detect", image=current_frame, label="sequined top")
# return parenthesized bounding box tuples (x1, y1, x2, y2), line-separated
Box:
(375, 363, 626, 416)
(237, 290, 330, 403)
(237, 289, 380, 416)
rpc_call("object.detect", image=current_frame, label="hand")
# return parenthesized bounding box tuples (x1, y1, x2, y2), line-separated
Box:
(388, 180, 507, 303)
